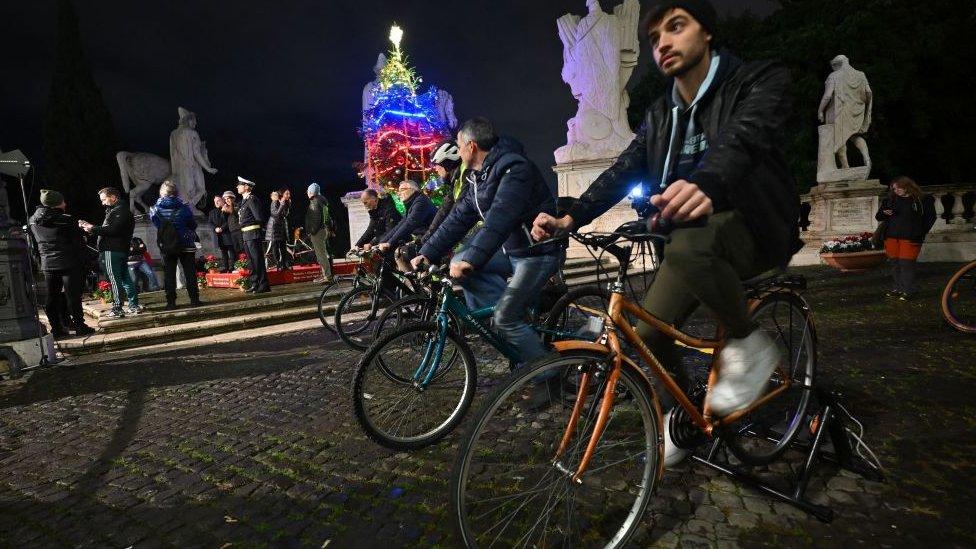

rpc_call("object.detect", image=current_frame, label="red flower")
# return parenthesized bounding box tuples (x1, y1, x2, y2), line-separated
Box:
(205, 254, 216, 261)
(97, 281, 111, 290)
(238, 253, 247, 260)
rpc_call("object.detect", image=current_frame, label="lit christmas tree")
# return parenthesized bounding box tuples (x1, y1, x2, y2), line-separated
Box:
(361, 24, 451, 207)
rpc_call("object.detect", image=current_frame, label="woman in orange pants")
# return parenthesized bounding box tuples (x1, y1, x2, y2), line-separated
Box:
(876, 176, 936, 299)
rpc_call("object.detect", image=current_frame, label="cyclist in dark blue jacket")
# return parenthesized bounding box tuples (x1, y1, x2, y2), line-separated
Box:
(150, 182, 203, 309)
(413, 117, 563, 365)
(378, 180, 437, 271)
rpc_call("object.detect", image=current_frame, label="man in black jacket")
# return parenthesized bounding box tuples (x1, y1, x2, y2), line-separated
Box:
(378, 180, 437, 272)
(532, 1, 801, 452)
(236, 176, 270, 293)
(28, 189, 95, 337)
(305, 182, 333, 283)
(413, 117, 563, 365)
(421, 140, 472, 244)
(354, 189, 402, 250)
(80, 186, 141, 318)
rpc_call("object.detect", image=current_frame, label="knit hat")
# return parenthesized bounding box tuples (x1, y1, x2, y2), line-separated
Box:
(307, 182, 322, 195)
(222, 190, 236, 199)
(642, 0, 718, 44)
(40, 189, 65, 207)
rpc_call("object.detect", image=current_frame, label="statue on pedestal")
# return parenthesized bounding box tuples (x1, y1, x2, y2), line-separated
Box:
(817, 55, 873, 183)
(169, 107, 217, 212)
(555, 0, 640, 164)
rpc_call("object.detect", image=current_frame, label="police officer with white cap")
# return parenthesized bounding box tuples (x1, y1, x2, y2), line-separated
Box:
(236, 176, 270, 293)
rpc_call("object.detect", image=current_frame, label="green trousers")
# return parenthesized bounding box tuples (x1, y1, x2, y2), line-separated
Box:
(635, 210, 769, 389)
(102, 250, 139, 310)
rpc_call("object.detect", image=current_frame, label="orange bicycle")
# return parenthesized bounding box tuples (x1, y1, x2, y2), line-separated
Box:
(941, 258, 976, 333)
(450, 226, 816, 548)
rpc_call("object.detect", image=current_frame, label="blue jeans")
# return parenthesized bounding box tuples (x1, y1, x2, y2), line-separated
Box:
(128, 261, 161, 291)
(451, 249, 562, 364)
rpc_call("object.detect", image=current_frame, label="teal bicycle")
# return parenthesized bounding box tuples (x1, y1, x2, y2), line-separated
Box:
(351, 265, 605, 450)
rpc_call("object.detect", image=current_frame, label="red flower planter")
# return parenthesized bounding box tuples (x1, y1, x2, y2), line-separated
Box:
(819, 250, 886, 273)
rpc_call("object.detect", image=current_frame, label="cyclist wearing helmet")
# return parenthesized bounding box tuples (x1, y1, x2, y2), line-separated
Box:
(421, 140, 472, 245)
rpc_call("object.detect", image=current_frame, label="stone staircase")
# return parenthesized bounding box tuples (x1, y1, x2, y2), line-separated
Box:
(59, 256, 630, 356)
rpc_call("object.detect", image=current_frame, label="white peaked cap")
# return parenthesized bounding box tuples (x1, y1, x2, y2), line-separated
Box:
(237, 176, 256, 187)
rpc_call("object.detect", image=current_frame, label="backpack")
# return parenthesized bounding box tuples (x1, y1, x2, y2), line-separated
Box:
(157, 218, 184, 255)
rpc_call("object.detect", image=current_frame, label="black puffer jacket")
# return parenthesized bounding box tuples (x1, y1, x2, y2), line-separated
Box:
(876, 194, 937, 243)
(265, 200, 290, 242)
(28, 206, 86, 271)
(381, 191, 437, 248)
(566, 51, 802, 268)
(89, 201, 135, 253)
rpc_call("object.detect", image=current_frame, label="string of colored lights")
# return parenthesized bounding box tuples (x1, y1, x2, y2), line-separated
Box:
(361, 24, 450, 195)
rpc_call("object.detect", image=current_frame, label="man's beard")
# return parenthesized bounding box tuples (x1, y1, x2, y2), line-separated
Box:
(661, 47, 707, 78)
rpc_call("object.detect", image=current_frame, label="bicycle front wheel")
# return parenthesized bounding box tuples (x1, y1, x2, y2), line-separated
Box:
(452, 351, 660, 548)
(352, 321, 477, 450)
(722, 291, 817, 465)
(942, 260, 976, 334)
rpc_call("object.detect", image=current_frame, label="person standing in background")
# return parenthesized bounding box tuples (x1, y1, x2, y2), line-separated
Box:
(28, 189, 96, 337)
(150, 182, 203, 310)
(305, 182, 334, 283)
(236, 176, 270, 293)
(79, 186, 141, 319)
(876, 175, 936, 300)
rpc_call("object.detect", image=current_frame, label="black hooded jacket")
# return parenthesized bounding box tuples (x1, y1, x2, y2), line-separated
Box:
(356, 195, 402, 247)
(566, 51, 802, 268)
(420, 136, 559, 268)
(28, 206, 86, 271)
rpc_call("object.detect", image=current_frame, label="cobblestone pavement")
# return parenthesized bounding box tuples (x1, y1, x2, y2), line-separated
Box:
(1, 264, 974, 548)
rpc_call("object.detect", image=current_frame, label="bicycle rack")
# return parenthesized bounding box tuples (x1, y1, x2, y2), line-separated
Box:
(690, 387, 885, 522)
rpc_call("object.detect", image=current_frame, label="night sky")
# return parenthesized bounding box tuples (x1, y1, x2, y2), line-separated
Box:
(2, 0, 773, 214)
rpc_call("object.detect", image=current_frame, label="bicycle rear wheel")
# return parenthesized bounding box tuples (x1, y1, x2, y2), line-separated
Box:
(942, 260, 976, 334)
(452, 351, 660, 548)
(334, 286, 395, 351)
(721, 291, 817, 465)
(542, 285, 612, 344)
(352, 321, 477, 450)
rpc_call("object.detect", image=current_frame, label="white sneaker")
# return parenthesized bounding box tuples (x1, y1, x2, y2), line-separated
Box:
(662, 409, 690, 467)
(709, 329, 782, 417)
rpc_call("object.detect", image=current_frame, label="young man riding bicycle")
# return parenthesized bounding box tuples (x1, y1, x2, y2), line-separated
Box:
(412, 117, 564, 366)
(532, 0, 802, 464)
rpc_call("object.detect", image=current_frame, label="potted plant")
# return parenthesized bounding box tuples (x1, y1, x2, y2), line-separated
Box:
(93, 280, 113, 304)
(819, 232, 886, 273)
(196, 272, 208, 288)
(204, 255, 220, 273)
(234, 253, 249, 273)
(233, 276, 252, 292)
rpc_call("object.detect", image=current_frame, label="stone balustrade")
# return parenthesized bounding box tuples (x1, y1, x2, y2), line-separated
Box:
(799, 184, 975, 233)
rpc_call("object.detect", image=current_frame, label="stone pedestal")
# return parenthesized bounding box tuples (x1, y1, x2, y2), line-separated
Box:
(554, 158, 637, 258)
(0, 231, 37, 343)
(792, 179, 883, 266)
(342, 191, 369, 250)
(133, 217, 219, 264)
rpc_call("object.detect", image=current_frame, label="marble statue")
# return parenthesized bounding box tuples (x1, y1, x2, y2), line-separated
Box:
(362, 53, 388, 113)
(817, 55, 873, 182)
(169, 107, 217, 211)
(435, 88, 458, 132)
(555, 0, 640, 164)
(116, 151, 170, 214)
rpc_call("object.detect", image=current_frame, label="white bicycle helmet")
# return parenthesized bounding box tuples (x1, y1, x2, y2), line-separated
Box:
(431, 140, 461, 167)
